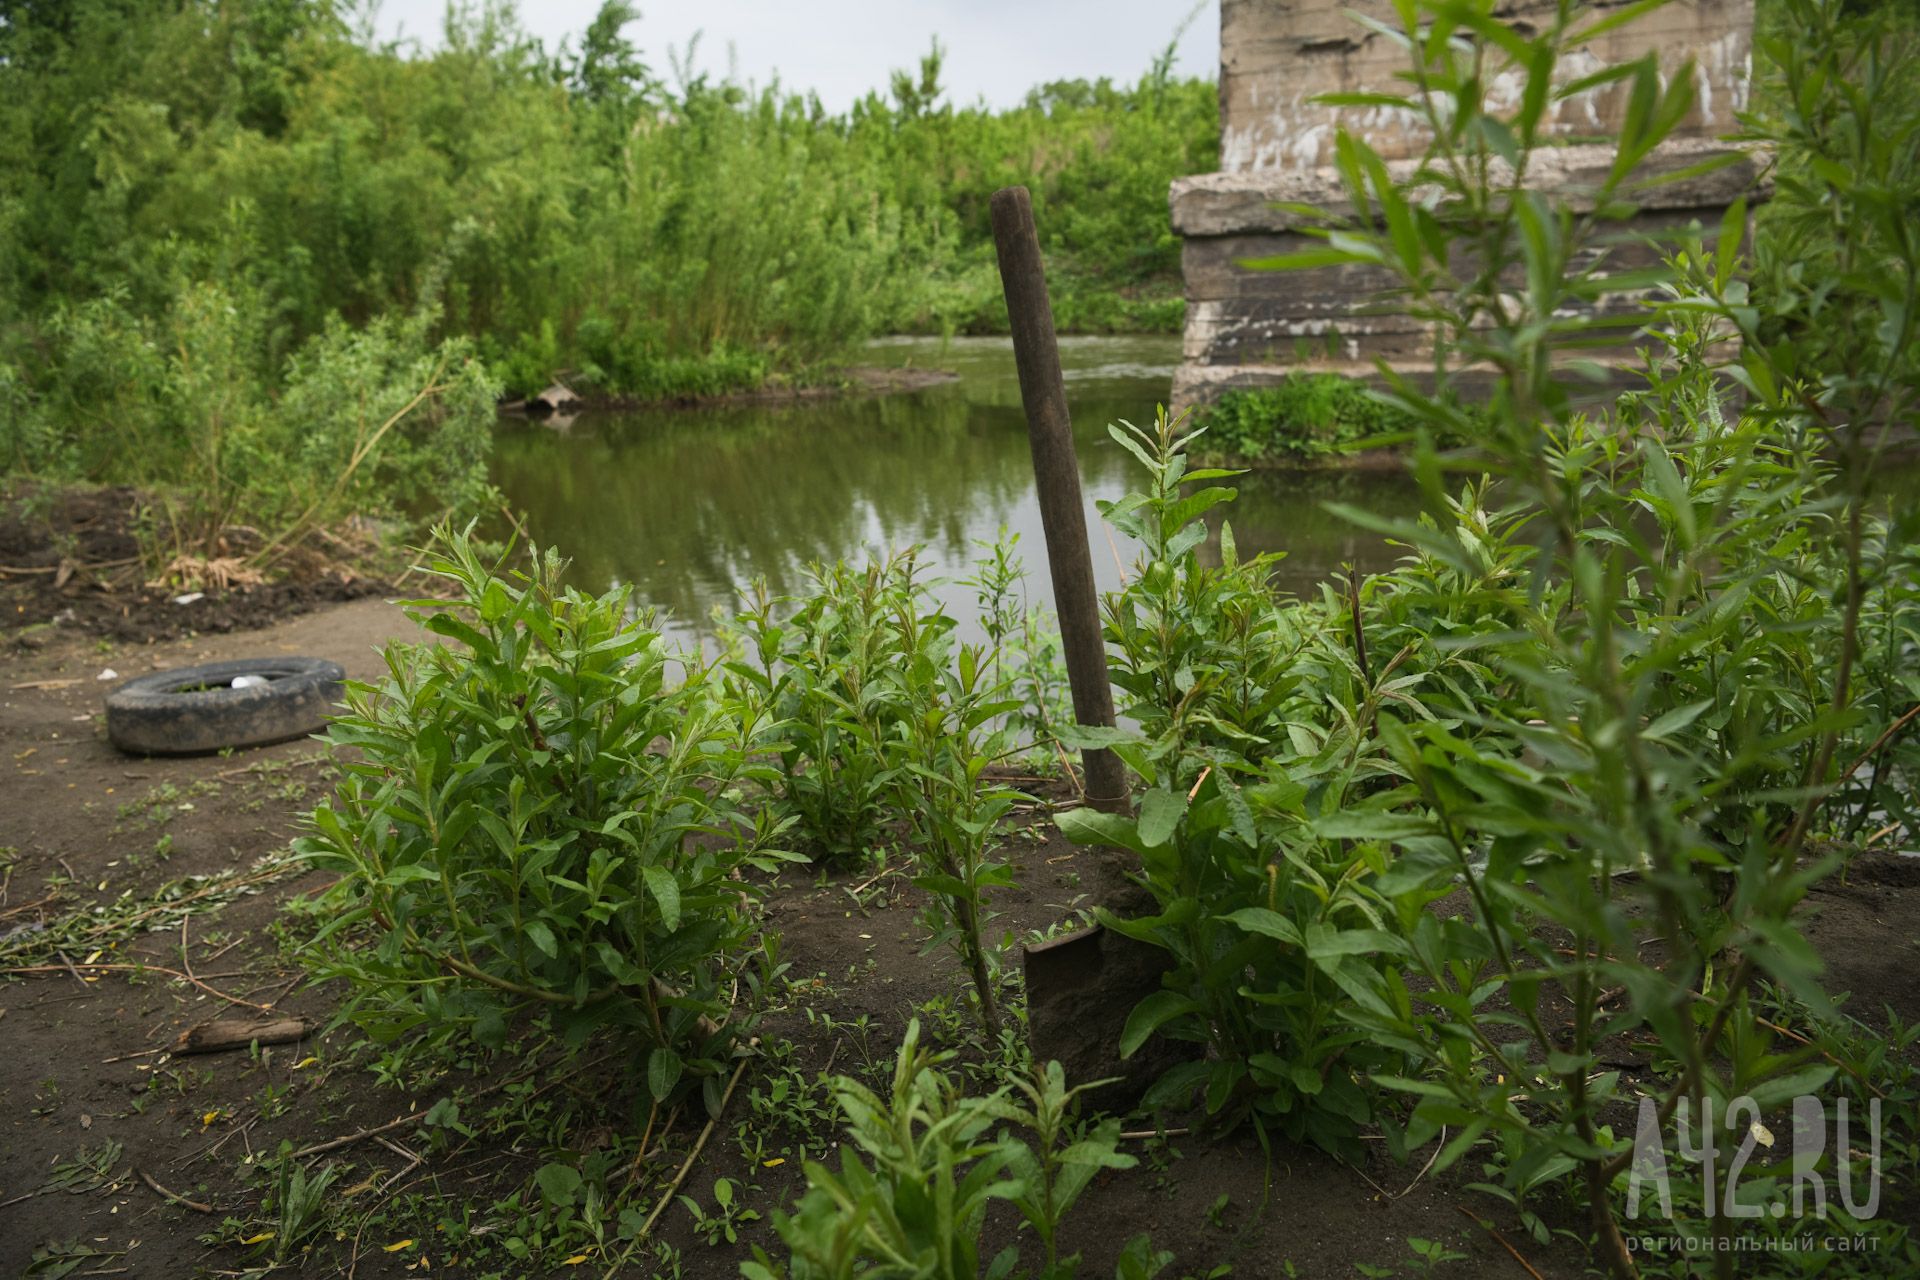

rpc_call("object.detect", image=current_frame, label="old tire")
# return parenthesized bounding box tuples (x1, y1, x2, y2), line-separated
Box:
(106, 658, 346, 756)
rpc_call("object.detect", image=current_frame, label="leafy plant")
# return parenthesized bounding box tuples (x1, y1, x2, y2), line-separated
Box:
(234, 1147, 344, 1266)
(1192, 373, 1458, 465)
(22, 1239, 126, 1278)
(967, 528, 1075, 763)
(298, 525, 800, 1100)
(741, 1019, 1024, 1280)
(889, 631, 1025, 1043)
(1227, 0, 1920, 1276)
(996, 1060, 1138, 1279)
(725, 556, 923, 862)
(680, 1177, 763, 1247)
(1114, 1234, 1177, 1280)
(1058, 408, 1503, 1157)
(35, 1142, 124, 1197)
(743, 1021, 1131, 1280)
(724, 545, 1025, 1039)
(1403, 1236, 1465, 1276)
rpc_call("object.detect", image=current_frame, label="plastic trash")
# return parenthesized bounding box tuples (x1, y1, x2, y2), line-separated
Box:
(230, 674, 270, 689)
(172, 592, 205, 605)
(96, 668, 118, 681)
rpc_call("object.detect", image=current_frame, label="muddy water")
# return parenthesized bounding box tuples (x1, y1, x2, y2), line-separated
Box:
(491, 335, 1420, 638)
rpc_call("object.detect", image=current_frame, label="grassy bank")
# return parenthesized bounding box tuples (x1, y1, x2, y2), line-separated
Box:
(1186, 374, 1448, 465)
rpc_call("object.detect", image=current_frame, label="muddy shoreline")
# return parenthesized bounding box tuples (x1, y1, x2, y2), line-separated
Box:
(501, 365, 962, 417)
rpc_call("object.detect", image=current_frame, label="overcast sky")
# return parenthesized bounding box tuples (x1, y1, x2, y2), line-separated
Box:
(361, 1, 1221, 112)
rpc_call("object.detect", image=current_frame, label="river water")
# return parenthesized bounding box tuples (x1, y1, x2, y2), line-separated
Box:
(492, 335, 1419, 639)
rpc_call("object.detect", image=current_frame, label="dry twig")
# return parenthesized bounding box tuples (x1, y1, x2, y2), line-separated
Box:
(138, 1168, 212, 1214)
(1457, 1206, 1546, 1280)
(601, 1052, 753, 1279)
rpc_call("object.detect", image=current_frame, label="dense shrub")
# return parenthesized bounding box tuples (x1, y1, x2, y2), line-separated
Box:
(298, 529, 801, 1103)
(1190, 373, 1473, 464)
(1057, 4, 1920, 1277)
(0, 1, 1216, 404)
(0, 280, 499, 564)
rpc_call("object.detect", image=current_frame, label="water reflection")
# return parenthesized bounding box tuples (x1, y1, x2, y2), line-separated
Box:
(491, 336, 1420, 637)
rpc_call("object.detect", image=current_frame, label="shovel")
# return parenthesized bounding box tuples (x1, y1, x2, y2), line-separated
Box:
(990, 186, 1185, 1111)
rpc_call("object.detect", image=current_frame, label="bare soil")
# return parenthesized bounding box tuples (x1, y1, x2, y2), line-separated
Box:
(1, 595, 1916, 1279)
(1, 484, 399, 645)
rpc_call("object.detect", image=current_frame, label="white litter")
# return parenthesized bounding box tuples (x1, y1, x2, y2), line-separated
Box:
(172, 592, 205, 605)
(231, 674, 270, 689)
(96, 668, 118, 681)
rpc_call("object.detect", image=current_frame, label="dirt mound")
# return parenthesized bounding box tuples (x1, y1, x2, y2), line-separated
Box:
(2, 485, 400, 644)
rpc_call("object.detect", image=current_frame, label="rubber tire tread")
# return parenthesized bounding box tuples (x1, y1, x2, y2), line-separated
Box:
(105, 658, 346, 756)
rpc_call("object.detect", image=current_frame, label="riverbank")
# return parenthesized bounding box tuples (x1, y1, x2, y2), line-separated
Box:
(1, 485, 410, 646)
(503, 365, 963, 416)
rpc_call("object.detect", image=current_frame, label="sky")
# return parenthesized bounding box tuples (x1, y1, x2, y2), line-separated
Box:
(361, 1, 1222, 112)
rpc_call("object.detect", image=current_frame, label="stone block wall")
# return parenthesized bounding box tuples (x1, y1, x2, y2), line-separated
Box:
(1171, 0, 1760, 411)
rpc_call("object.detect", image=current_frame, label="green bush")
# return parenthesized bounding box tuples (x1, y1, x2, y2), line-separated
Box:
(724, 556, 933, 863)
(1054, 3, 1918, 1277)
(0, 0, 1216, 407)
(1059, 410, 1520, 1159)
(297, 527, 801, 1101)
(0, 279, 499, 567)
(1190, 373, 1444, 464)
(723, 546, 1036, 1040)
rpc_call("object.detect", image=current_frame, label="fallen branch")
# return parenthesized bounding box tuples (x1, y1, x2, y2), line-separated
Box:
(0, 862, 289, 965)
(256, 972, 305, 1011)
(845, 864, 894, 898)
(1457, 1206, 1545, 1280)
(600, 1050, 754, 1280)
(138, 1168, 212, 1214)
(1342, 1126, 1445, 1202)
(0, 894, 62, 921)
(1842, 702, 1920, 782)
(174, 1117, 259, 1169)
(215, 758, 320, 780)
(55, 950, 94, 995)
(174, 1018, 312, 1055)
(0, 556, 139, 577)
(373, 1135, 424, 1194)
(287, 1110, 431, 1161)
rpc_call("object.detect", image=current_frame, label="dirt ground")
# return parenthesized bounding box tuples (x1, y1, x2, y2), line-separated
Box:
(1, 591, 1917, 1279)
(0, 484, 400, 644)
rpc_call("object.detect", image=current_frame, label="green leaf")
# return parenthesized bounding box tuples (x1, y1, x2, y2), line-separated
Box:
(535, 1162, 582, 1207)
(1136, 788, 1188, 849)
(648, 1047, 683, 1102)
(642, 865, 681, 931)
(1053, 723, 1144, 751)
(1119, 991, 1205, 1058)
(1055, 807, 1148, 857)
(1224, 907, 1304, 947)
(1305, 926, 1409, 959)
(1642, 700, 1711, 742)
